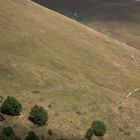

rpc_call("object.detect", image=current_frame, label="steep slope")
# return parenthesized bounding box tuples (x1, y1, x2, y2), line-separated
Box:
(0, 0, 140, 140)
(33, 0, 140, 50)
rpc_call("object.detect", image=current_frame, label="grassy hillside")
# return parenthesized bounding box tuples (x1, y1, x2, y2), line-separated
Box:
(0, 0, 140, 139)
(33, 0, 140, 50)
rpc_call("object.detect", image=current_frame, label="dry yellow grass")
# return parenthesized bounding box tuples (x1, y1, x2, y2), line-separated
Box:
(0, 0, 140, 139)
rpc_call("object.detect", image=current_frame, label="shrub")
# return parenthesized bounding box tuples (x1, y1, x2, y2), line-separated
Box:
(25, 131, 39, 140)
(48, 129, 53, 136)
(92, 120, 106, 137)
(0, 127, 21, 140)
(29, 105, 48, 126)
(0, 134, 9, 140)
(0, 135, 21, 140)
(1, 127, 15, 137)
(85, 127, 94, 140)
(1, 96, 22, 116)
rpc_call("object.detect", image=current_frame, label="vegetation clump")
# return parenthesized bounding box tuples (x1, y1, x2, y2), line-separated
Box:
(48, 129, 53, 136)
(85, 120, 106, 139)
(1, 96, 22, 116)
(1, 127, 15, 137)
(92, 120, 106, 137)
(29, 105, 48, 126)
(0, 127, 21, 140)
(25, 131, 39, 140)
(85, 127, 94, 139)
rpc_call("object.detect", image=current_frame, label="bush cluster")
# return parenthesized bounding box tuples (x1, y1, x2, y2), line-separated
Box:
(0, 97, 46, 139)
(85, 120, 106, 139)
(0, 96, 107, 140)
(1, 97, 48, 126)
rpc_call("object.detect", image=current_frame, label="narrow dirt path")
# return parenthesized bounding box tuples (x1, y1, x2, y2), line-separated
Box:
(115, 88, 140, 113)
(124, 43, 140, 66)
(105, 88, 139, 123)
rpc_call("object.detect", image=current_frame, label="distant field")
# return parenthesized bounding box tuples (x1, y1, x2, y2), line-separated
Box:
(0, 0, 140, 140)
(32, 0, 140, 50)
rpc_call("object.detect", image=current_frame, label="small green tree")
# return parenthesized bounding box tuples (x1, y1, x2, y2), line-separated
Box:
(25, 131, 39, 140)
(1, 96, 22, 116)
(92, 120, 106, 137)
(29, 105, 48, 126)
